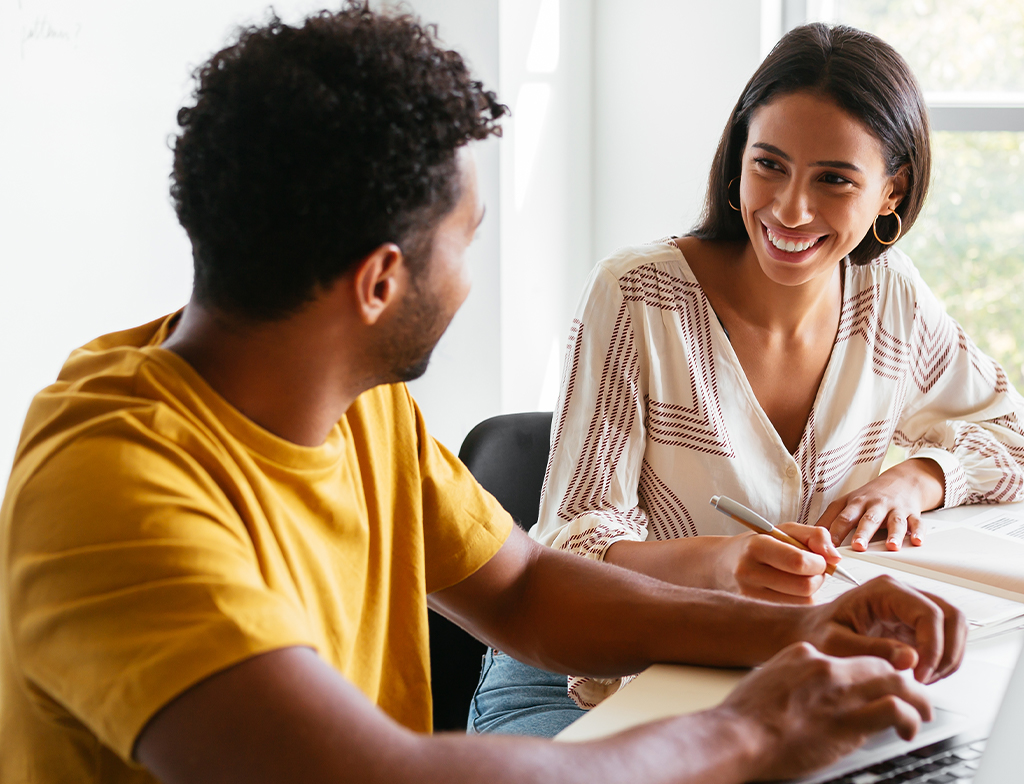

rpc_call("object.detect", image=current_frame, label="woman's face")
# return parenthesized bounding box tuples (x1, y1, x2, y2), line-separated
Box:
(738, 90, 906, 287)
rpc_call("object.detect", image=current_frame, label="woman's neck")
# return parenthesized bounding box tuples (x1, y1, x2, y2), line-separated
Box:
(677, 236, 842, 340)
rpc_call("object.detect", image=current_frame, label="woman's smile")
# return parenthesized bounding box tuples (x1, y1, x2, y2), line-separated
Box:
(760, 222, 826, 263)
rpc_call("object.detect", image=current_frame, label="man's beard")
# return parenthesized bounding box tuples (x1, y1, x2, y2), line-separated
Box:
(378, 277, 449, 384)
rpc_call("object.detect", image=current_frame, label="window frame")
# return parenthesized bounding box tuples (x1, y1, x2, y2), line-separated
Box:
(765, 0, 1024, 132)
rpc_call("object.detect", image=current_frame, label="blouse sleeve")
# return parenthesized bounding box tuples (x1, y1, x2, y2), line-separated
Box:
(893, 263, 1024, 508)
(530, 265, 654, 709)
(531, 264, 650, 561)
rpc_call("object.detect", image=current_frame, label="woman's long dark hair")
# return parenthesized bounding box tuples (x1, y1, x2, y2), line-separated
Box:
(690, 23, 930, 265)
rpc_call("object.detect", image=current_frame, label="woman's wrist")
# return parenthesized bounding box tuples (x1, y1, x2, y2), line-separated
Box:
(900, 456, 946, 510)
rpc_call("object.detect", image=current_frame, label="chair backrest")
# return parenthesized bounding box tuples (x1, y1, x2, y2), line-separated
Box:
(457, 411, 554, 532)
(429, 412, 553, 732)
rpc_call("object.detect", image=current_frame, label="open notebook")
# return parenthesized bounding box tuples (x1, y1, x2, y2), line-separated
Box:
(818, 506, 1024, 639)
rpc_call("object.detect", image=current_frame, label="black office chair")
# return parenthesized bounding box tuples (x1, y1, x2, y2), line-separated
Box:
(429, 411, 553, 732)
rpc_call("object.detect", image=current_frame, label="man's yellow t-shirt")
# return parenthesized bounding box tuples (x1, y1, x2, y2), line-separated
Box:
(0, 315, 513, 783)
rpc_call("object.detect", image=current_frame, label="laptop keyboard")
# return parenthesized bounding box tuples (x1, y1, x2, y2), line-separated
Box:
(823, 737, 986, 783)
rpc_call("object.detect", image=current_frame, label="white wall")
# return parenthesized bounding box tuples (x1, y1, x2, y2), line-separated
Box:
(498, 0, 594, 415)
(591, 0, 764, 259)
(0, 0, 768, 483)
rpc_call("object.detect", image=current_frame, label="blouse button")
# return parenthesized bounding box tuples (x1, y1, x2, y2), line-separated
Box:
(786, 465, 798, 478)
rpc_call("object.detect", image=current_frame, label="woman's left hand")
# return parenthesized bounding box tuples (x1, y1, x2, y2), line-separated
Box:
(814, 458, 945, 552)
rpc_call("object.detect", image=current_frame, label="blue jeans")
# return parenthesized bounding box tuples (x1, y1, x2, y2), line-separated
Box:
(467, 648, 586, 737)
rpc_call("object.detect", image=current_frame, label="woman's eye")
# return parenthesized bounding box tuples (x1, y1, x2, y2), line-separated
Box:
(754, 157, 781, 171)
(821, 172, 852, 185)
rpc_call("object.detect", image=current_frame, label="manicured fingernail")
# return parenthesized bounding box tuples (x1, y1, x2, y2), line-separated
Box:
(853, 537, 866, 549)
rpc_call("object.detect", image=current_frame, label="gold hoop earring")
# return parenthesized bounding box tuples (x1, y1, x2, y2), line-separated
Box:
(727, 176, 741, 211)
(872, 211, 902, 245)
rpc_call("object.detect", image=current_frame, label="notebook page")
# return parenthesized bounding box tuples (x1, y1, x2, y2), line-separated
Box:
(816, 556, 1024, 630)
(844, 527, 1024, 604)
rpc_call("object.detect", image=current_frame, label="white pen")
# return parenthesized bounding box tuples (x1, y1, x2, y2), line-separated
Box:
(709, 495, 860, 587)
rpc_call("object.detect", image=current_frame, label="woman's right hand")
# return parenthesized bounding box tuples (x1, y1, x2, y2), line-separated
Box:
(714, 524, 843, 603)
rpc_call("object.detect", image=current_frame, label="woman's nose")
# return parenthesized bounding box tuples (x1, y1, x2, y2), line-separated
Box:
(773, 179, 814, 227)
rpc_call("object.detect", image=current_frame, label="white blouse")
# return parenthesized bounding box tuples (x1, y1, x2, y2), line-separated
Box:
(531, 239, 1024, 707)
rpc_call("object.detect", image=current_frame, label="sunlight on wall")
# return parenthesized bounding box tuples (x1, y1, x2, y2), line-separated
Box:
(526, 0, 559, 73)
(513, 83, 553, 211)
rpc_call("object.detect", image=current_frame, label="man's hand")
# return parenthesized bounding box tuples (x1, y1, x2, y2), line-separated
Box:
(793, 575, 967, 684)
(715, 524, 842, 603)
(815, 458, 946, 551)
(715, 642, 932, 782)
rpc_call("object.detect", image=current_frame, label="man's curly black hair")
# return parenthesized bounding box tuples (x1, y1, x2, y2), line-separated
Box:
(171, 3, 506, 321)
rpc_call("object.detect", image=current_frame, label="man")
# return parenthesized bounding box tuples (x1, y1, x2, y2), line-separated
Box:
(0, 5, 965, 783)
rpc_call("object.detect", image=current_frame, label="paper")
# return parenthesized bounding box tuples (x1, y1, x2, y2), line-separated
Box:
(841, 507, 1024, 607)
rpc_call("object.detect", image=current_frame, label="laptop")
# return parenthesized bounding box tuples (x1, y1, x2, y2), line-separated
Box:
(798, 647, 1024, 784)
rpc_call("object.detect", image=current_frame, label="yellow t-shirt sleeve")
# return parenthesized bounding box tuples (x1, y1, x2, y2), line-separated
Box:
(6, 431, 316, 762)
(404, 392, 514, 594)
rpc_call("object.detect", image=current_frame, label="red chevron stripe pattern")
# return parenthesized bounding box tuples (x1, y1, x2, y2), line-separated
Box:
(557, 303, 643, 546)
(956, 324, 1009, 395)
(540, 319, 584, 512)
(567, 673, 639, 710)
(909, 303, 960, 394)
(559, 509, 648, 560)
(638, 459, 699, 540)
(940, 458, 971, 507)
(794, 412, 900, 525)
(835, 283, 909, 382)
(990, 413, 1024, 463)
(618, 264, 734, 457)
(954, 423, 1024, 504)
(833, 269, 1004, 398)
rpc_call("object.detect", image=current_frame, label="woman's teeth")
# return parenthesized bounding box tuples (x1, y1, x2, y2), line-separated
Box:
(766, 227, 819, 253)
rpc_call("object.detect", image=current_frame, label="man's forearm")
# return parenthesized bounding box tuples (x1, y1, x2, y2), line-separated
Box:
(138, 646, 766, 784)
(433, 528, 802, 677)
(403, 708, 759, 784)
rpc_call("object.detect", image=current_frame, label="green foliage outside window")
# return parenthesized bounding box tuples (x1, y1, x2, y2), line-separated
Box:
(903, 132, 1024, 389)
(832, 0, 1024, 388)
(835, 0, 1024, 93)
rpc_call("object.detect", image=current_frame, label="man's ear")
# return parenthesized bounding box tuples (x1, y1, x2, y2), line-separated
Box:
(352, 243, 405, 325)
(883, 165, 910, 214)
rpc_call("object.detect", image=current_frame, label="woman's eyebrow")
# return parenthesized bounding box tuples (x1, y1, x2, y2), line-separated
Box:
(812, 159, 863, 173)
(751, 142, 862, 173)
(752, 142, 791, 160)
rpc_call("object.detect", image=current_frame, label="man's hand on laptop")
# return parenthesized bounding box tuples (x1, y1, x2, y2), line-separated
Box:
(794, 574, 967, 684)
(716, 641, 932, 782)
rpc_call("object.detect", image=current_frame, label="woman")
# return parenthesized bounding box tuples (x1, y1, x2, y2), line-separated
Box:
(469, 22, 1024, 737)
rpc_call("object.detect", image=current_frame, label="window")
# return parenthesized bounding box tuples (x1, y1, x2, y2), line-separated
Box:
(783, 0, 1024, 389)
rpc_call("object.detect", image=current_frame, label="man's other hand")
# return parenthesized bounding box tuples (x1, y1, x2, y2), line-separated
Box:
(794, 575, 967, 684)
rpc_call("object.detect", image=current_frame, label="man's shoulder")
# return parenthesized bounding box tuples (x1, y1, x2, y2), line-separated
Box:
(7, 315, 237, 523)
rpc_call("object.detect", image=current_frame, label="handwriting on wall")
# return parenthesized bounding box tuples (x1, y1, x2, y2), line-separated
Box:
(18, 0, 82, 58)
